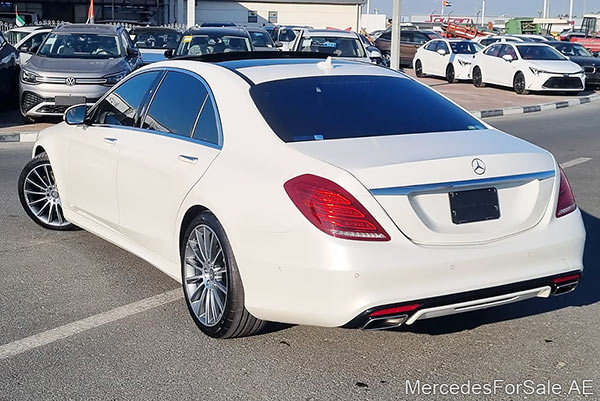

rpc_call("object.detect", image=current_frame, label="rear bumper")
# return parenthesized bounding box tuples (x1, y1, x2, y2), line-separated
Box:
(344, 271, 581, 329)
(240, 207, 585, 327)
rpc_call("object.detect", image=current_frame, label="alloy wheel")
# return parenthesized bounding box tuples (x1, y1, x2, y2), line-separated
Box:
(22, 163, 69, 228)
(184, 224, 228, 327)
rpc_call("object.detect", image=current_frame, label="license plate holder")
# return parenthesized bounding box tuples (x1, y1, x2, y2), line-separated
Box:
(55, 96, 86, 106)
(449, 187, 500, 225)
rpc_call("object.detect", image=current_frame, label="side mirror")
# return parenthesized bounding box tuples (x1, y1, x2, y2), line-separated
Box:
(502, 54, 514, 62)
(368, 48, 382, 59)
(164, 48, 175, 58)
(593, 52, 599, 58)
(127, 47, 140, 58)
(64, 104, 88, 126)
(19, 46, 30, 53)
(275, 41, 284, 48)
(437, 48, 447, 56)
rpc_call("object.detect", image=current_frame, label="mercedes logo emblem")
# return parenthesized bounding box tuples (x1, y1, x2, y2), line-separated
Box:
(472, 158, 486, 175)
(65, 76, 76, 86)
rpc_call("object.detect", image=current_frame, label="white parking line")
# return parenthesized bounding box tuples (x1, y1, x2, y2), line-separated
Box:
(560, 157, 593, 169)
(0, 289, 183, 361)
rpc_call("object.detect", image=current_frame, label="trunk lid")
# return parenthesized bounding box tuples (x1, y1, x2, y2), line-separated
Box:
(289, 129, 557, 245)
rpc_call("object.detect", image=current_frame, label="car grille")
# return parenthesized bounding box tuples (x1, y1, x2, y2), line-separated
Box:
(21, 91, 49, 113)
(542, 77, 583, 89)
(583, 66, 596, 74)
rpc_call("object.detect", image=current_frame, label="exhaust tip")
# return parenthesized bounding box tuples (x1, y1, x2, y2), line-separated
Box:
(362, 314, 408, 331)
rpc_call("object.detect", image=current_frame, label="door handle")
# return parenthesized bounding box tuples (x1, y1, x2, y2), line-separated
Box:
(104, 137, 118, 145)
(178, 155, 198, 164)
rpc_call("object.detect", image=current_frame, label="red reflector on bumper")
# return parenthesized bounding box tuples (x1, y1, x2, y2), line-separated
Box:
(369, 304, 420, 317)
(552, 274, 581, 284)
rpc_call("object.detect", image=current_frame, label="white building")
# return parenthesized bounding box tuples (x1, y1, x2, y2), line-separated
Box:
(168, 0, 365, 31)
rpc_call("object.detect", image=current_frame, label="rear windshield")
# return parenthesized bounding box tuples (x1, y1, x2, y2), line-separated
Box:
(250, 75, 485, 142)
(299, 36, 365, 57)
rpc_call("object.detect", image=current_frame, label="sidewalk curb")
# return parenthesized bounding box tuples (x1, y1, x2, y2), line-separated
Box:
(472, 93, 600, 118)
(0, 132, 38, 143)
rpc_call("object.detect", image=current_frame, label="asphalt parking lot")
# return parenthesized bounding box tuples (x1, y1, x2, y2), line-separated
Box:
(0, 103, 599, 400)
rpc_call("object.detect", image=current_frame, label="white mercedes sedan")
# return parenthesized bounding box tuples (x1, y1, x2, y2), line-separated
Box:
(414, 39, 483, 83)
(18, 53, 585, 338)
(471, 42, 585, 94)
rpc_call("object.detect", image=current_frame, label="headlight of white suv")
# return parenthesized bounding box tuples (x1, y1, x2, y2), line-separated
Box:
(21, 70, 40, 85)
(103, 71, 128, 86)
(529, 67, 558, 76)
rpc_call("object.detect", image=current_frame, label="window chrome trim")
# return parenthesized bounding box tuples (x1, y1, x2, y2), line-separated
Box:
(370, 170, 555, 196)
(95, 124, 222, 150)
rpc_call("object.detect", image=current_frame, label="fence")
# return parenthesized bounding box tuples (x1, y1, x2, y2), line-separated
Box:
(1, 20, 187, 33)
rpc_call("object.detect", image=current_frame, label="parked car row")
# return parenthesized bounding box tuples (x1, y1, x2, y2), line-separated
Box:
(4, 22, 387, 121)
(412, 35, 599, 94)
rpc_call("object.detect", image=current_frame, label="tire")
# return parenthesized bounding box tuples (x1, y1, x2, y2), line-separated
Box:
(513, 72, 529, 95)
(446, 64, 457, 83)
(472, 66, 485, 87)
(415, 59, 424, 78)
(181, 211, 266, 339)
(18, 153, 78, 231)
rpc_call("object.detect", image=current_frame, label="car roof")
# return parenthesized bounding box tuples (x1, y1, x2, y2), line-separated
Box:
(300, 29, 357, 38)
(183, 27, 249, 36)
(54, 23, 121, 34)
(130, 27, 179, 33)
(8, 25, 49, 33)
(512, 42, 549, 47)
(216, 57, 399, 85)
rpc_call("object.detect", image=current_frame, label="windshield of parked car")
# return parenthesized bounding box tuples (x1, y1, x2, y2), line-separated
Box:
(249, 31, 274, 48)
(251, 75, 485, 142)
(299, 36, 366, 57)
(38, 33, 122, 58)
(6, 30, 29, 45)
(278, 28, 298, 42)
(177, 34, 251, 55)
(132, 31, 182, 49)
(450, 41, 481, 54)
(552, 42, 593, 57)
(517, 45, 566, 60)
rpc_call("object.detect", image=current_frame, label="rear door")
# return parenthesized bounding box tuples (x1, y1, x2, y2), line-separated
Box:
(497, 44, 519, 86)
(479, 44, 503, 84)
(432, 40, 450, 76)
(116, 70, 221, 260)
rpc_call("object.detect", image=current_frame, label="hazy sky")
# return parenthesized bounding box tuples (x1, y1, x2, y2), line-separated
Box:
(366, 0, 600, 18)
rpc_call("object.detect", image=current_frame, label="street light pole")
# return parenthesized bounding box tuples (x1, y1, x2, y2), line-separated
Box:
(390, 0, 402, 71)
(569, 0, 574, 23)
(481, 0, 486, 27)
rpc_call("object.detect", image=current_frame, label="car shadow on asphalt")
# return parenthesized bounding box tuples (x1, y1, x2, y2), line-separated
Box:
(401, 209, 599, 336)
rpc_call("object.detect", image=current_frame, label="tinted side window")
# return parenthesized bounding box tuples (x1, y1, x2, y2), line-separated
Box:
(413, 33, 429, 44)
(437, 41, 449, 53)
(424, 41, 437, 51)
(484, 44, 502, 57)
(498, 44, 517, 59)
(93, 71, 161, 126)
(379, 31, 391, 41)
(192, 96, 219, 144)
(142, 71, 208, 137)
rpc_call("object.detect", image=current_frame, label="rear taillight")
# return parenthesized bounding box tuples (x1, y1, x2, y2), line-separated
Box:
(555, 168, 577, 218)
(369, 304, 420, 317)
(284, 174, 390, 241)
